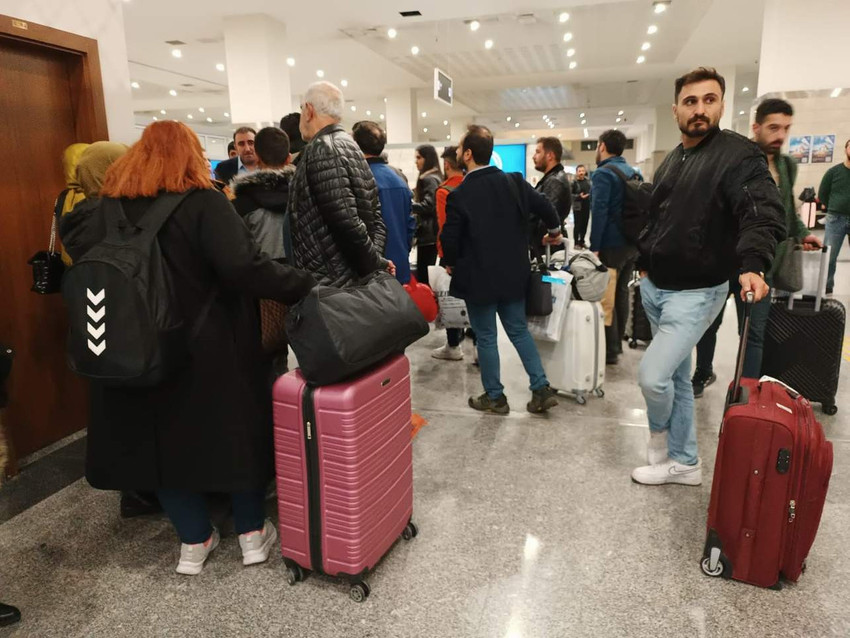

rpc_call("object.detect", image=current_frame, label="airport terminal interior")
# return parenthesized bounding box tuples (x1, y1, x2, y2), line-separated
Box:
(0, 0, 849, 636)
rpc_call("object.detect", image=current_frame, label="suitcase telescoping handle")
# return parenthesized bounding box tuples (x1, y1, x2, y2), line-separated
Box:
(731, 291, 755, 404)
(787, 245, 829, 312)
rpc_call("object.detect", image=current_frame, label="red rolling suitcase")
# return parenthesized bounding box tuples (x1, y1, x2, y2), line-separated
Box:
(702, 293, 833, 589)
(272, 354, 417, 602)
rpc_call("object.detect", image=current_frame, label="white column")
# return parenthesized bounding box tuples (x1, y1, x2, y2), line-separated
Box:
(385, 88, 417, 144)
(759, 0, 850, 95)
(224, 15, 292, 127)
(717, 66, 737, 132)
(653, 104, 681, 155)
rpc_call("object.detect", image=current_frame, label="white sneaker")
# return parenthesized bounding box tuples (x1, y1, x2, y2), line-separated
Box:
(431, 344, 463, 361)
(647, 430, 669, 465)
(239, 519, 278, 566)
(176, 527, 220, 575)
(631, 458, 702, 486)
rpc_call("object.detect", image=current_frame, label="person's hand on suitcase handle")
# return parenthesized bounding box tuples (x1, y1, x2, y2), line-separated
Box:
(739, 271, 770, 303)
(801, 234, 822, 251)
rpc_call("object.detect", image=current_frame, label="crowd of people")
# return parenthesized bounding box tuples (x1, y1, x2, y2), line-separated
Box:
(43, 68, 849, 583)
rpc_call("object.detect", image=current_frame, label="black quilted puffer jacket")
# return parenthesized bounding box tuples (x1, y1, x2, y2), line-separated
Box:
(288, 123, 388, 287)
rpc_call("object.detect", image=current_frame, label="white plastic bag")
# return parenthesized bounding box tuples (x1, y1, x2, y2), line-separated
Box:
(528, 271, 574, 342)
(427, 265, 471, 329)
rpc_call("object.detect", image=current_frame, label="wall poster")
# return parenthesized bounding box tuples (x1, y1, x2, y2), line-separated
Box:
(788, 136, 811, 164)
(811, 135, 836, 164)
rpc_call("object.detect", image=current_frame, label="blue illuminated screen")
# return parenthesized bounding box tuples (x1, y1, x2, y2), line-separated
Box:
(489, 144, 526, 177)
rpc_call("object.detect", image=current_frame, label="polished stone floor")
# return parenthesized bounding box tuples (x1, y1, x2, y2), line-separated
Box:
(0, 274, 848, 637)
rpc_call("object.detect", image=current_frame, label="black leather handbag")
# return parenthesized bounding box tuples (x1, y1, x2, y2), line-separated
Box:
(285, 271, 429, 386)
(526, 244, 553, 317)
(28, 200, 65, 294)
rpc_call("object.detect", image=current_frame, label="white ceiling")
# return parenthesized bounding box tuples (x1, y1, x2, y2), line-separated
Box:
(124, 0, 767, 141)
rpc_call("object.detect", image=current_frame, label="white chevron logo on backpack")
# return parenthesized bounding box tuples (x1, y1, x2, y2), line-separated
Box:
(86, 288, 106, 357)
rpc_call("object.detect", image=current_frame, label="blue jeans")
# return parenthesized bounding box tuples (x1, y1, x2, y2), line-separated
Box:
(695, 279, 772, 379)
(465, 298, 549, 400)
(638, 278, 729, 465)
(157, 489, 266, 544)
(824, 213, 850, 291)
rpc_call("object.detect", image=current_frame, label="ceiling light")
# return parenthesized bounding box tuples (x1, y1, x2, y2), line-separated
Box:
(616, 117, 622, 123)
(388, 28, 398, 39)
(224, 112, 230, 117)
(563, 32, 573, 42)
(420, 112, 427, 118)
(515, 122, 520, 128)
(831, 88, 842, 98)
(423, 127, 428, 133)
(469, 20, 480, 32)
(653, 2, 670, 14)
(350, 105, 356, 112)
(613, 126, 618, 130)
(579, 112, 585, 118)
(742, 86, 749, 92)
(171, 48, 182, 58)
(160, 109, 166, 115)
(583, 128, 589, 138)
(152, 116, 158, 121)
(380, 114, 385, 120)
(130, 81, 140, 89)
(506, 116, 512, 122)
(198, 107, 205, 113)
(581, 119, 587, 124)
(169, 89, 177, 96)
(366, 110, 372, 116)
(384, 97, 388, 103)
(543, 115, 549, 120)
(316, 69, 324, 78)
(559, 12, 570, 23)
(341, 79, 348, 87)
(558, 133, 562, 138)
(642, 42, 651, 51)
(618, 110, 624, 116)
(187, 114, 193, 119)
(636, 55, 646, 64)
(531, 134, 536, 139)
(484, 39, 494, 50)
(206, 117, 212, 123)
(443, 120, 449, 125)
(286, 57, 295, 67)
(739, 110, 745, 115)
(447, 135, 451, 139)
(411, 45, 419, 55)
(648, 25, 658, 34)
(569, 61, 577, 69)
(567, 48, 575, 57)
(216, 63, 225, 72)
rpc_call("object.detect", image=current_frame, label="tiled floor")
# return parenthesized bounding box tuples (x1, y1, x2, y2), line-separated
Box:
(0, 264, 847, 637)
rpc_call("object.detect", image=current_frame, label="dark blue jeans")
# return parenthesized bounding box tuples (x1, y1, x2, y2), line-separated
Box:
(157, 489, 266, 545)
(694, 279, 772, 379)
(465, 298, 549, 400)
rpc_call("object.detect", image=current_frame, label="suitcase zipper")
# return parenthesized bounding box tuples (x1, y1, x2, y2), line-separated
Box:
(302, 386, 324, 574)
(784, 399, 810, 574)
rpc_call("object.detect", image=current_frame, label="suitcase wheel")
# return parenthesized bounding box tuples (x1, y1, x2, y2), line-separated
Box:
(349, 582, 370, 603)
(286, 564, 305, 586)
(822, 404, 837, 416)
(700, 544, 730, 579)
(402, 522, 419, 541)
(576, 393, 587, 406)
(594, 388, 605, 399)
(700, 556, 724, 578)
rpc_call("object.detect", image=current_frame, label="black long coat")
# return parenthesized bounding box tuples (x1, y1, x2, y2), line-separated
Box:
(60, 189, 316, 493)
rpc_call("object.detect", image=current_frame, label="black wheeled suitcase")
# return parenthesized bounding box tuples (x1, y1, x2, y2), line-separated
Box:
(627, 272, 653, 349)
(762, 248, 845, 415)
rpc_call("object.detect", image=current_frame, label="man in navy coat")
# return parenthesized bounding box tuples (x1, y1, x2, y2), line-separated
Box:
(441, 125, 563, 415)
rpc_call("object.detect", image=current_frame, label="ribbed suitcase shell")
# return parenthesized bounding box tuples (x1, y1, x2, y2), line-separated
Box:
(273, 355, 413, 579)
(536, 300, 605, 403)
(762, 297, 845, 413)
(704, 378, 833, 588)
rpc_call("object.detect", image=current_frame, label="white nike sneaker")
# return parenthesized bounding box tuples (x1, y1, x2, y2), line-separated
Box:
(631, 458, 702, 486)
(647, 430, 669, 465)
(239, 519, 278, 566)
(176, 527, 220, 575)
(431, 344, 464, 361)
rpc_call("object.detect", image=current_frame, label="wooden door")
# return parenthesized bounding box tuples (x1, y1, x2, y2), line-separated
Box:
(0, 20, 107, 468)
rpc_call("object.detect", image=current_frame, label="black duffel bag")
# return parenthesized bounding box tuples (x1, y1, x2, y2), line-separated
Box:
(285, 271, 430, 386)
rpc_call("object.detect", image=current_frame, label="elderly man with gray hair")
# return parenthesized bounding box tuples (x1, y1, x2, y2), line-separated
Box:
(288, 81, 392, 287)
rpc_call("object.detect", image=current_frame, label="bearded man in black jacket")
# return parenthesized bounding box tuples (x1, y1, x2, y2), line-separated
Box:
(632, 67, 786, 487)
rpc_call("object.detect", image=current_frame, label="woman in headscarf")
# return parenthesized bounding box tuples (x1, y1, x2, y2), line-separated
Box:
(76, 141, 128, 199)
(56, 143, 89, 265)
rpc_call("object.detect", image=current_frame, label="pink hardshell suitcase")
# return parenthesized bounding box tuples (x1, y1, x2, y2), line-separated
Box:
(272, 354, 417, 602)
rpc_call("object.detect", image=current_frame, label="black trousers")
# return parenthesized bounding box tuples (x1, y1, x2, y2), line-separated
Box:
(573, 205, 590, 246)
(416, 244, 438, 288)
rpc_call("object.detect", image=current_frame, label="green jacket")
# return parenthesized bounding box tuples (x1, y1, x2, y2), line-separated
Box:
(768, 154, 808, 281)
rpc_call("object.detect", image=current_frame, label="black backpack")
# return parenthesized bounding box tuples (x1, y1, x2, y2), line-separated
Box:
(62, 191, 202, 387)
(605, 165, 653, 245)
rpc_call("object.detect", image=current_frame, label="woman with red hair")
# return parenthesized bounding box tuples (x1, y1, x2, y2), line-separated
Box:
(60, 121, 316, 575)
